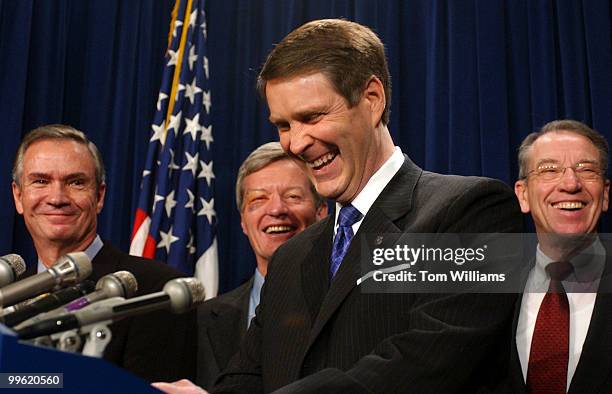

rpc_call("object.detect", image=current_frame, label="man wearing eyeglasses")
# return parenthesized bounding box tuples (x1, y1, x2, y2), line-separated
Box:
(508, 119, 612, 393)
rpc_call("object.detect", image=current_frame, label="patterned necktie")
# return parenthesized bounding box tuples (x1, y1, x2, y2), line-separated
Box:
(330, 204, 363, 280)
(527, 261, 574, 394)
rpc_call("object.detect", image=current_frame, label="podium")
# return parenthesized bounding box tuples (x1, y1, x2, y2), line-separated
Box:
(0, 324, 159, 393)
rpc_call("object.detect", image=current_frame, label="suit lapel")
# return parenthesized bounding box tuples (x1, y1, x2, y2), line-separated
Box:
(207, 280, 252, 368)
(300, 216, 334, 323)
(508, 291, 528, 393)
(306, 156, 421, 346)
(568, 248, 612, 393)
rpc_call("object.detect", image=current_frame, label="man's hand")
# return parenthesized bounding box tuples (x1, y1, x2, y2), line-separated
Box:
(151, 379, 208, 394)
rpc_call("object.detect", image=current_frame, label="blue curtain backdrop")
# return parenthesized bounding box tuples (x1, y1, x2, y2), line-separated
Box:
(1, 0, 611, 293)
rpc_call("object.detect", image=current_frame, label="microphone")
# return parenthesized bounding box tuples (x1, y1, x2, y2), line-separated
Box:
(0, 254, 26, 288)
(3, 281, 95, 327)
(64, 271, 138, 312)
(0, 252, 92, 307)
(16, 277, 205, 340)
(13, 271, 137, 330)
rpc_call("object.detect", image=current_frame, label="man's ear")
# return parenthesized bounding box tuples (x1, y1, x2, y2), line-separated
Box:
(315, 202, 328, 221)
(240, 214, 248, 235)
(603, 178, 610, 212)
(96, 183, 107, 214)
(362, 76, 386, 127)
(12, 182, 24, 214)
(514, 180, 531, 214)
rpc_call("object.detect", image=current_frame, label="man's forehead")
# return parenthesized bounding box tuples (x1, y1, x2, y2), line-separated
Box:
(266, 73, 338, 118)
(530, 132, 599, 159)
(22, 139, 95, 173)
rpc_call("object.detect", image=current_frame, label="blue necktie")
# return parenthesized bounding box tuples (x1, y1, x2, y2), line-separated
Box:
(330, 204, 363, 280)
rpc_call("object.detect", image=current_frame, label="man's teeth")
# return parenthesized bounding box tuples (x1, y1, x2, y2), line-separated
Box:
(308, 152, 336, 168)
(265, 225, 292, 234)
(553, 202, 585, 210)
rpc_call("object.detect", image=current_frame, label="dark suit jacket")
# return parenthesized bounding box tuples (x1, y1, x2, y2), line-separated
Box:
(503, 247, 612, 394)
(196, 277, 253, 389)
(23, 242, 197, 382)
(213, 156, 523, 393)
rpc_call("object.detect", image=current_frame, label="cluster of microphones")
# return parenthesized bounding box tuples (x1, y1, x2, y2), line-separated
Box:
(0, 253, 205, 357)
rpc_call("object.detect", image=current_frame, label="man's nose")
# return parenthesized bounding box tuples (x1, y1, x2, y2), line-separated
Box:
(557, 167, 582, 192)
(267, 193, 289, 216)
(47, 182, 70, 206)
(285, 124, 314, 157)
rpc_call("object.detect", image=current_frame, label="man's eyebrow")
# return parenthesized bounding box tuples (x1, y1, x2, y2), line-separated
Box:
(25, 172, 91, 180)
(534, 159, 560, 167)
(26, 172, 51, 180)
(535, 158, 599, 167)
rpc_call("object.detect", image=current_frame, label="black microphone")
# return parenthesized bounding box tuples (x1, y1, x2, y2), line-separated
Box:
(16, 277, 205, 339)
(15, 271, 139, 330)
(0, 254, 26, 288)
(0, 252, 92, 307)
(3, 281, 95, 327)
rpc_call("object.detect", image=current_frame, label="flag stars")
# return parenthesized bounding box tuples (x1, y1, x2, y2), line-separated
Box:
(202, 90, 211, 114)
(167, 49, 179, 67)
(185, 189, 195, 210)
(186, 232, 196, 255)
(200, 20, 207, 39)
(198, 160, 215, 186)
(189, 9, 198, 28)
(183, 114, 201, 141)
(152, 193, 165, 214)
(175, 83, 185, 101)
(156, 92, 168, 111)
(182, 152, 199, 177)
(167, 111, 183, 136)
(184, 77, 203, 105)
(150, 122, 165, 143)
(198, 197, 216, 224)
(172, 20, 183, 38)
(201, 125, 213, 150)
(203, 56, 209, 79)
(188, 45, 198, 71)
(158, 227, 180, 254)
(164, 190, 177, 218)
(168, 150, 181, 176)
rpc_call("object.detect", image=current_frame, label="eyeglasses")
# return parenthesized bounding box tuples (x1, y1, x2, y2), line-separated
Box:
(526, 162, 603, 182)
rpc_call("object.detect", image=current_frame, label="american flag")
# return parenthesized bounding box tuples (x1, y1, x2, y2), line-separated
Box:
(130, 0, 218, 299)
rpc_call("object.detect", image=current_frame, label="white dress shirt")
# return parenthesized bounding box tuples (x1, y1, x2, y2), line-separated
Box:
(516, 238, 604, 391)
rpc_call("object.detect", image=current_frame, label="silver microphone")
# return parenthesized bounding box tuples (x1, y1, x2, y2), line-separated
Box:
(0, 252, 91, 307)
(0, 254, 26, 288)
(16, 277, 205, 339)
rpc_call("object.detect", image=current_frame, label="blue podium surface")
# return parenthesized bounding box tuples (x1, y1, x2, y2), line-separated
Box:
(0, 324, 160, 393)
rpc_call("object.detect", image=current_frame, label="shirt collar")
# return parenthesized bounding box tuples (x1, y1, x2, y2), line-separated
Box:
(37, 235, 104, 273)
(531, 236, 605, 292)
(334, 146, 405, 228)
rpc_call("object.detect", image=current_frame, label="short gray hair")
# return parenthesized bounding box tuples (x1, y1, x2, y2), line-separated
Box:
(235, 142, 323, 211)
(12, 124, 106, 188)
(517, 119, 609, 180)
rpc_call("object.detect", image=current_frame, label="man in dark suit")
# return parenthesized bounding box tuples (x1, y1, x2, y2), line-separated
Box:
(508, 119, 612, 393)
(154, 19, 522, 394)
(195, 142, 327, 388)
(11, 124, 197, 382)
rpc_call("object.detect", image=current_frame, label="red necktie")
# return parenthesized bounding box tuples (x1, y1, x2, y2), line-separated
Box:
(527, 261, 574, 394)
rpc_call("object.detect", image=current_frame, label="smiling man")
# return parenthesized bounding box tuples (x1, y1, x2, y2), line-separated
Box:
(155, 19, 523, 394)
(509, 120, 612, 393)
(208, 19, 524, 393)
(195, 142, 327, 389)
(12, 124, 197, 382)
